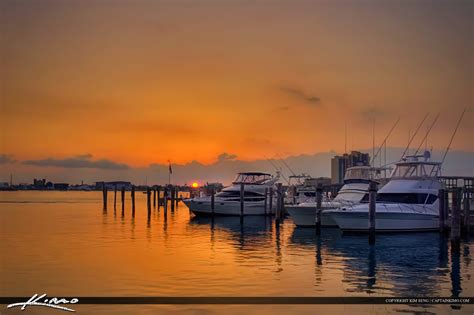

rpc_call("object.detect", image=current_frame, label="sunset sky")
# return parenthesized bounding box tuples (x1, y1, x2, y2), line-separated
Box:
(1, 0, 472, 183)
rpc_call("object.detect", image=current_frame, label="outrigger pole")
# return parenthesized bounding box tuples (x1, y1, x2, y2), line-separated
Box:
(414, 113, 440, 156)
(441, 108, 467, 164)
(370, 116, 401, 166)
(400, 113, 429, 160)
(265, 157, 289, 185)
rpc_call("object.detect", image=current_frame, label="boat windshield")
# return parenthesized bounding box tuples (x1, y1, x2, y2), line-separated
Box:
(232, 173, 272, 185)
(344, 167, 372, 181)
(391, 162, 441, 179)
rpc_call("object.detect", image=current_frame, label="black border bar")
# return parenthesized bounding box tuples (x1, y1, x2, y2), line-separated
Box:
(1, 297, 472, 305)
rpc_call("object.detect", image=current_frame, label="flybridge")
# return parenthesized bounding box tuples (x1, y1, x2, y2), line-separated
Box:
(232, 173, 274, 185)
(391, 152, 442, 179)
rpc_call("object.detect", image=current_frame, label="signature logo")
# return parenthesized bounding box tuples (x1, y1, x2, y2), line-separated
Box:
(7, 294, 78, 312)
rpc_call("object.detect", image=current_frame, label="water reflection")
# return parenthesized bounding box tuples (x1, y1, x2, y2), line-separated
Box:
(189, 216, 273, 250)
(290, 228, 454, 296)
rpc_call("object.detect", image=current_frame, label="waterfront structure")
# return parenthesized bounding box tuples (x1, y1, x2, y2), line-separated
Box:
(95, 181, 132, 190)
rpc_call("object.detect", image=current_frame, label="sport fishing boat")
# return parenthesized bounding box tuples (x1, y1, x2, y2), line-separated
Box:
(286, 166, 388, 227)
(183, 172, 279, 216)
(327, 152, 442, 232)
(285, 175, 330, 205)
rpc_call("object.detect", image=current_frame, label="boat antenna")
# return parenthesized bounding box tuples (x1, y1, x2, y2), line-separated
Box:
(441, 108, 466, 164)
(414, 113, 439, 156)
(344, 121, 347, 154)
(400, 113, 429, 160)
(370, 116, 400, 166)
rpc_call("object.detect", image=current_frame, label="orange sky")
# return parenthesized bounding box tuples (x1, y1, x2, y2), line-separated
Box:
(1, 0, 472, 168)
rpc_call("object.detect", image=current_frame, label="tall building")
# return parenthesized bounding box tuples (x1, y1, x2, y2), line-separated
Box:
(331, 151, 370, 184)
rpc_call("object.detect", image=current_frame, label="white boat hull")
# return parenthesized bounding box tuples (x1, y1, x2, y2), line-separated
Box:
(183, 198, 274, 216)
(329, 211, 439, 232)
(285, 205, 338, 227)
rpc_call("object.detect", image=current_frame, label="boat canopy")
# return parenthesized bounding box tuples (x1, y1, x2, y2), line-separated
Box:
(232, 172, 273, 185)
(391, 161, 441, 179)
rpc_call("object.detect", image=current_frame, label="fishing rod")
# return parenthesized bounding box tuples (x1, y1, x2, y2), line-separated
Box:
(265, 157, 290, 184)
(441, 108, 466, 164)
(414, 113, 439, 156)
(399, 113, 429, 160)
(370, 116, 400, 166)
(276, 154, 307, 185)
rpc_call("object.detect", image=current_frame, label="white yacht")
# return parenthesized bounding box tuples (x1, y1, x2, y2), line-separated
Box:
(183, 172, 279, 216)
(286, 166, 388, 227)
(327, 153, 442, 232)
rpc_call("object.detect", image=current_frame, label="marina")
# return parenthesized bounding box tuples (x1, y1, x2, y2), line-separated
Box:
(1, 190, 473, 314)
(1, 1, 473, 314)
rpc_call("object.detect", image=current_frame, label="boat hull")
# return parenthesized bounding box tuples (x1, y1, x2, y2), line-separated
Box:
(183, 198, 274, 216)
(285, 205, 338, 227)
(328, 210, 439, 232)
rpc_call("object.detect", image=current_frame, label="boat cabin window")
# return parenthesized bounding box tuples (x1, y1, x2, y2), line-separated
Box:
(391, 163, 440, 178)
(344, 168, 371, 181)
(217, 191, 263, 197)
(232, 173, 272, 184)
(360, 193, 438, 204)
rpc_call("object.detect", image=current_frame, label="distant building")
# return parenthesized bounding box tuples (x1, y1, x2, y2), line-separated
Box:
(331, 151, 370, 184)
(33, 178, 47, 189)
(53, 183, 69, 190)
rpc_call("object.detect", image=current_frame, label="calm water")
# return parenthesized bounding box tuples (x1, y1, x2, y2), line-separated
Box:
(1, 191, 473, 315)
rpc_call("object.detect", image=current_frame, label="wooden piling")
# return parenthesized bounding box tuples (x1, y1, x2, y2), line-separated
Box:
(121, 187, 125, 215)
(170, 186, 175, 211)
(147, 187, 151, 218)
(292, 185, 297, 205)
(102, 183, 108, 210)
(275, 183, 283, 224)
(164, 187, 168, 213)
(210, 185, 215, 216)
(368, 181, 377, 244)
(240, 183, 245, 220)
(279, 183, 285, 219)
(315, 183, 323, 235)
(264, 188, 268, 215)
(131, 185, 135, 217)
(463, 190, 470, 236)
(113, 184, 117, 210)
(269, 187, 273, 215)
(450, 188, 461, 244)
(153, 188, 156, 208)
(175, 188, 179, 207)
(157, 186, 161, 208)
(439, 189, 446, 233)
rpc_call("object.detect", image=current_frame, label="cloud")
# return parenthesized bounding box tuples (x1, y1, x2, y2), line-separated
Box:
(0, 154, 15, 164)
(217, 152, 237, 162)
(279, 86, 321, 105)
(74, 153, 93, 159)
(22, 155, 129, 170)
